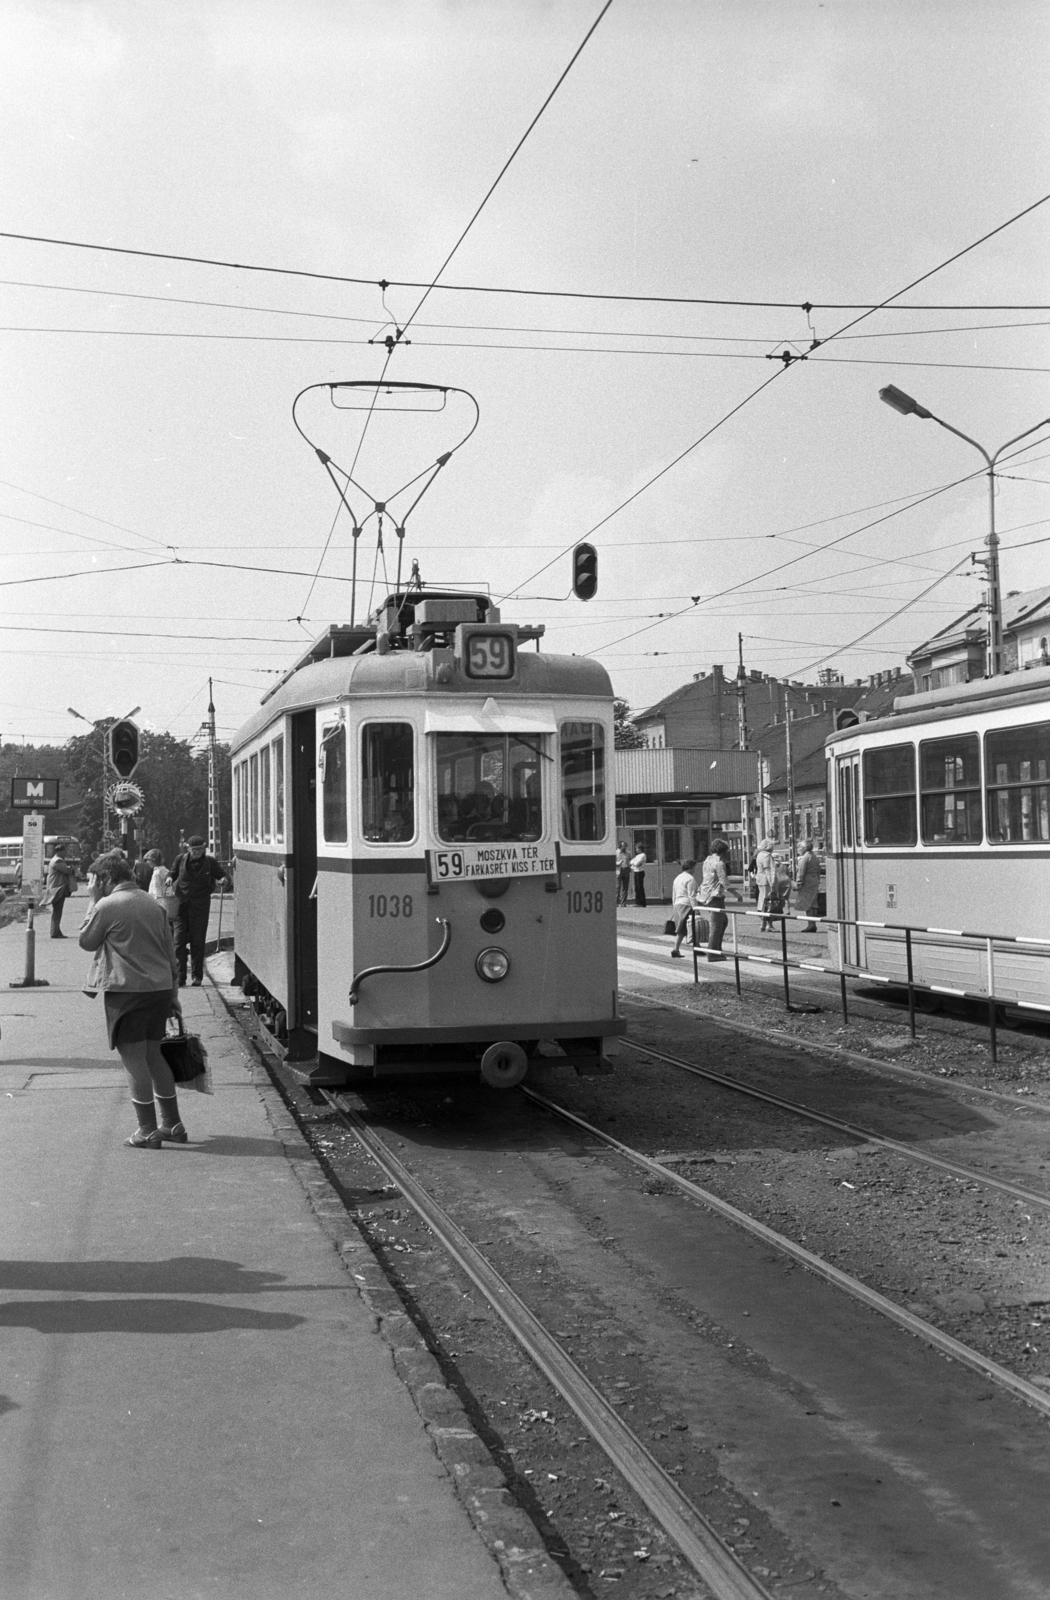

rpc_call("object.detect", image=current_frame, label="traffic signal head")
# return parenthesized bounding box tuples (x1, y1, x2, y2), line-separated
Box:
(108, 719, 140, 779)
(572, 542, 598, 601)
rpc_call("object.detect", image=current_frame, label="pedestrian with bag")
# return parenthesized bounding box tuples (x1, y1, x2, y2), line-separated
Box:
(629, 846, 648, 908)
(170, 835, 231, 986)
(40, 842, 79, 938)
(793, 838, 821, 933)
(697, 838, 743, 961)
(78, 849, 186, 1148)
(669, 859, 699, 958)
(148, 853, 178, 920)
(755, 836, 777, 931)
(132, 847, 160, 891)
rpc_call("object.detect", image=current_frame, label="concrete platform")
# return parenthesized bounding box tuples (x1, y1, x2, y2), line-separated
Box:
(0, 891, 511, 1600)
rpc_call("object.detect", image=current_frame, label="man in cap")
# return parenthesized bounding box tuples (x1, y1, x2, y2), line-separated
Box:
(169, 835, 231, 986)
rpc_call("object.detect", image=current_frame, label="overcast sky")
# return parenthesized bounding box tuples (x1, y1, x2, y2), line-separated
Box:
(2, 0, 1049, 747)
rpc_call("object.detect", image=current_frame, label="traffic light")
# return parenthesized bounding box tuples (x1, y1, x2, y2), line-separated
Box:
(108, 720, 140, 779)
(572, 542, 598, 601)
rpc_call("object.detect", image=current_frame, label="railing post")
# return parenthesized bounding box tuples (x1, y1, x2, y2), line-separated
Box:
(690, 908, 699, 985)
(780, 912, 791, 1012)
(9, 900, 50, 990)
(732, 909, 741, 996)
(905, 927, 916, 1040)
(986, 935, 998, 1065)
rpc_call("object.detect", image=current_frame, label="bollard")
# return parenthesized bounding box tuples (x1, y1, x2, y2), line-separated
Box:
(9, 899, 50, 988)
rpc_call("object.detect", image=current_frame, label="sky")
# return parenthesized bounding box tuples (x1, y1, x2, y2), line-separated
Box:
(2, 0, 1049, 747)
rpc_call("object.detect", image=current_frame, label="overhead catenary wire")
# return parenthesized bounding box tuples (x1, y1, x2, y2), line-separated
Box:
(3, 229, 1049, 312)
(503, 188, 1050, 606)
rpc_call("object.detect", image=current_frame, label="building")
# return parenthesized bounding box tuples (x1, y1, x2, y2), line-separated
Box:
(613, 745, 759, 900)
(907, 584, 1050, 691)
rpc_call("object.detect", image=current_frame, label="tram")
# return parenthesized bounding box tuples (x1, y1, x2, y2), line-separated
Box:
(230, 589, 622, 1086)
(826, 665, 1050, 1012)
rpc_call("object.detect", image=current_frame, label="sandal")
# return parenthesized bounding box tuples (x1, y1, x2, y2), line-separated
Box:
(125, 1128, 162, 1149)
(158, 1122, 188, 1144)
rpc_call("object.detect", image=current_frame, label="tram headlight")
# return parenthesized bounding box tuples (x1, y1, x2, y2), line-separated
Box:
(475, 946, 510, 983)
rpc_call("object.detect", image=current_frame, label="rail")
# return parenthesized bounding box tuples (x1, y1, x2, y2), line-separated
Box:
(685, 906, 1050, 1063)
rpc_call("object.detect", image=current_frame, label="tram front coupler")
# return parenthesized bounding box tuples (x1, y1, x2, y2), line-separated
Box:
(348, 917, 452, 1006)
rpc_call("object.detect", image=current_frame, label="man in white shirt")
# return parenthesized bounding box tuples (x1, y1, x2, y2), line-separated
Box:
(629, 848, 648, 907)
(670, 859, 699, 957)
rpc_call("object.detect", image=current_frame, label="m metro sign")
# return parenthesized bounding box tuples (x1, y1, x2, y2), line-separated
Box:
(10, 778, 61, 811)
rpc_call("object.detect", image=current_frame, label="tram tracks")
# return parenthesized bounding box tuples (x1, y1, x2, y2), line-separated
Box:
(618, 1038, 1050, 1215)
(319, 1088, 776, 1600)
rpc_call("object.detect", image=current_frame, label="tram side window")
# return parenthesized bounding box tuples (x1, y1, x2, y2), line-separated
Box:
(321, 722, 348, 843)
(920, 733, 982, 844)
(862, 745, 916, 846)
(361, 723, 415, 842)
(272, 736, 285, 841)
(985, 722, 1050, 843)
(434, 733, 542, 842)
(233, 765, 242, 845)
(260, 745, 271, 843)
(560, 721, 606, 842)
(249, 753, 260, 842)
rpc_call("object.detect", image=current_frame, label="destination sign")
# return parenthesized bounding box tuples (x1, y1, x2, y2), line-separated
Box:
(429, 843, 557, 882)
(11, 778, 60, 811)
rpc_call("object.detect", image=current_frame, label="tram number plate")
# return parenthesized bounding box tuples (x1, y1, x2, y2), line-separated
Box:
(430, 844, 557, 881)
(464, 632, 515, 678)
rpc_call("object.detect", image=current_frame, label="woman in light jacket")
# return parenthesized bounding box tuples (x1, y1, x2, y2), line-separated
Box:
(755, 837, 777, 931)
(79, 850, 185, 1148)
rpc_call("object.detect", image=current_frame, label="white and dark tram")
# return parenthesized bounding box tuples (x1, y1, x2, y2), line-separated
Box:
(230, 589, 623, 1086)
(826, 665, 1050, 1013)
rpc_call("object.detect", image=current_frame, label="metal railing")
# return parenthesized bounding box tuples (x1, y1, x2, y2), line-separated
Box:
(685, 906, 1050, 1062)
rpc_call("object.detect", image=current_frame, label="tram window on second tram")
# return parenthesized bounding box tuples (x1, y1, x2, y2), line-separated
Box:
(862, 744, 917, 845)
(920, 732, 982, 844)
(361, 723, 415, 842)
(435, 733, 542, 842)
(560, 721, 606, 841)
(986, 722, 1050, 842)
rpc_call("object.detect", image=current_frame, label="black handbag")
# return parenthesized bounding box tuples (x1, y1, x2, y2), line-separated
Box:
(663, 917, 677, 935)
(160, 1016, 209, 1086)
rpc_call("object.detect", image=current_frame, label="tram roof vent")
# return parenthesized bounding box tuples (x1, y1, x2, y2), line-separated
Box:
(414, 598, 483, 628)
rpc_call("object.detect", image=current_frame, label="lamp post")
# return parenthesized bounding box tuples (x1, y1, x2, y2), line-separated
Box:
(68, 705, 141, 852)
(878, 386, 1050, 676)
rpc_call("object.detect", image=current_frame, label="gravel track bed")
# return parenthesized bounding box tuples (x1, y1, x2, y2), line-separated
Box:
(541, 1002, 1050, 1394)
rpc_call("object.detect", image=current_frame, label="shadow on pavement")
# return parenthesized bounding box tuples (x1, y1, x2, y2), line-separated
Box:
(0, 1299, 306, 1334)
(0, 1258, 289, 1295)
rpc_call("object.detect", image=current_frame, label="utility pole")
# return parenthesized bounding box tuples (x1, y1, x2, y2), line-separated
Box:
(735, 635, 751, 874)
(783, 686, 797, 877)
(206, 678, 220, 859)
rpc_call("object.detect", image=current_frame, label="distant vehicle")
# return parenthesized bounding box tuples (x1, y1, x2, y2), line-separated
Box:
(826, 666, 1050, 1013)
(0, 837, 82, 890)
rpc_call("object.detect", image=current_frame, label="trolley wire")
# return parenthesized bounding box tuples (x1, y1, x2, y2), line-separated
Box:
(4, 228, 1050, 313)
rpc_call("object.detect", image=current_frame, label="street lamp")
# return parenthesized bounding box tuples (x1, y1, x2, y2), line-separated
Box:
(68, 706, 141, 848)
(879, 386, 1050, 676)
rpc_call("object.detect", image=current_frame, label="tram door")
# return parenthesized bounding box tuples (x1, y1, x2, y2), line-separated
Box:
(290, 710, 318, 1043)
(835, 753, 862, 966)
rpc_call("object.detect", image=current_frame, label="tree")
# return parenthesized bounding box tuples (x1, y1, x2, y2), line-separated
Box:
(65, 727, 233, 866)
(613, 699, 646, 749)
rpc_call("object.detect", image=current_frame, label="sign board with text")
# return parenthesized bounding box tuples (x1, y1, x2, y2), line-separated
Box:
(22, 814, 45, 890)
(11, 778, 60, 811)
(428, 842, 557, 883)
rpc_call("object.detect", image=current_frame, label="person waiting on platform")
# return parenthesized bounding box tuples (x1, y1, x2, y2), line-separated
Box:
(629, 846, 648, 907)
(669, 859, 699, 958)
(40, 842, 79, 939)
(793, 838, 821, 933)
(132, 847, 160, 891)
(697, 838, 743, 961)
(169, 836, 231, 987)
(78, 849, 185, 1148)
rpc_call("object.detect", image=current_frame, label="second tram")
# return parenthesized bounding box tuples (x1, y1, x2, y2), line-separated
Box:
(826, 665, 1050, 1012)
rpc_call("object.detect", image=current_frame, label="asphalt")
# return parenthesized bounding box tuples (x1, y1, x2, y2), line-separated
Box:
(0, 890, 512, 1600)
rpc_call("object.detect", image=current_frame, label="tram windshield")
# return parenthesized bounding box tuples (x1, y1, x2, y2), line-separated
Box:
(434, 733, 542, 842)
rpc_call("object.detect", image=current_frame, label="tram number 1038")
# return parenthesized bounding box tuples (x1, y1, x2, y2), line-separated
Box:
(368, 893, 414, 919)
(566, 889, 603, 914)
